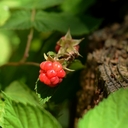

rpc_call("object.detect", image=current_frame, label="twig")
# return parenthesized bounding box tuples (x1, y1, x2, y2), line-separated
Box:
(20, 28, 34, 62)
(20, 9, 36, 62)
(0, 61, 40, 68)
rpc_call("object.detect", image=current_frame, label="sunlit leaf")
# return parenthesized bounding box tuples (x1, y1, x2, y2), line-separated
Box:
(0, 10, 32, 29)
(78, 88, 128, 128)
(0, 0, 22, 8)
(0, 32, 11, 65)
(0, 93, 62, 128)
(0, 3, 10, 26)
(5, 81, 41, 107)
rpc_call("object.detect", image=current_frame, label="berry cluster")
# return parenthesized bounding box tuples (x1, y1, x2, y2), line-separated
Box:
(39, 61, 66, 87)
(38, 30, 83, 87)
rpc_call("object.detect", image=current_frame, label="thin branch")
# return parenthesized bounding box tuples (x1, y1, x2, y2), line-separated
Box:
(0, 61, 40, 68)
(20, 28, 34, 62)
(20, 9, 36, 62)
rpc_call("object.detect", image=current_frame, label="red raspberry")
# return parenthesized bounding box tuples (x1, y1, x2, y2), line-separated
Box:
(39, 73, 51, 85)
(40, 61, 53, 71)
(39, 69, 43, 74)
(59, 78, 63, 83)
(57, 69, 66, 78)
(46, 69, 57, 78)
(50, 76, 59, 86)
(39, 61, 66, 87)
(53, 61, 62, 71)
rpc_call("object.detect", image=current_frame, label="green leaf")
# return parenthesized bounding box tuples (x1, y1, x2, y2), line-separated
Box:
(60, 0, 96, 14)
(35, 79, 56, 105)
(51, 72, 80, 103)
(34, 11, 89, 35)
(69, 59, 85, 71)
(0, 98, 5, 126)
(78, 88, 128, 128)
(81, 15, 103, 32)
(0, 93, 62, 128)
(0, 0, 63, 9)
(47, 51, 57, 56)
(0, 32, 11, 65)
(0, 10, 32, 29)
(0, 0, 22, 8)
(1, 10, 98, 35)
(5, 81, 41, 107)
(0, 3, 10, 26)
(22, 0, 64, 9)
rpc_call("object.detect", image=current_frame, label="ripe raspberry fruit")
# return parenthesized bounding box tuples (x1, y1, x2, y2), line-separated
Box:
(57, 69, 66, 78)
(50, 76, 59, 85)
(53, 61, 62, 71)
(39, 73, 51, 85)
(40, 61, 53, 71)
(46, 69, 57, 78)
(39, 61, 66, 87)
